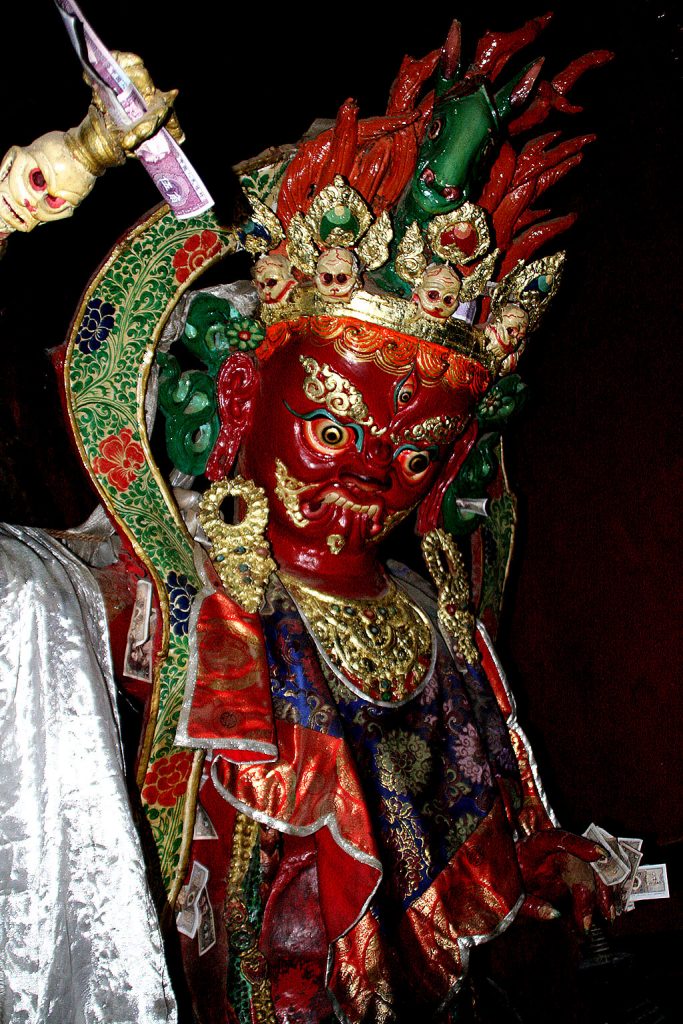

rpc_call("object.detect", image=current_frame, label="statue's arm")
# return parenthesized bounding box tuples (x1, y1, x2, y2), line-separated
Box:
(0, 51, 180, 254)
(477, 622, 614, 930)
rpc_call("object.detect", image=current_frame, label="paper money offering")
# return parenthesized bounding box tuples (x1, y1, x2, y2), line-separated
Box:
(193, 803, 218, 841)
(176, 861, 210, 938)
(631, 864, 670, 902)
(583, 823, 630, 887)
(584, 825, 669, 913)
(197, 889, 217, 956)
(613, 839, 643, 914)
(54, 0, 213, 217)
(123, 580, 154, 681)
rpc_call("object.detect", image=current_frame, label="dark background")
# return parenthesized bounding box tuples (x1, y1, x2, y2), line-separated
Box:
(1, 0, 681, 1015)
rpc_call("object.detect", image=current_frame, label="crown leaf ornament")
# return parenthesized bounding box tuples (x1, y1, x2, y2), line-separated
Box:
(154, 16, 611, 486)
(229, 17, 611, 382)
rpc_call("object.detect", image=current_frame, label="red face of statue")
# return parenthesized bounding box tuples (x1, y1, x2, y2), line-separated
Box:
(234, 325, 479, 592)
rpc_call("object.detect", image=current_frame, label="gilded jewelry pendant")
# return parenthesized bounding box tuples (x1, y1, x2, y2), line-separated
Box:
(279, 572, 434, 705)
(421, 528, 479, 664)
(198, 476, 276, 613)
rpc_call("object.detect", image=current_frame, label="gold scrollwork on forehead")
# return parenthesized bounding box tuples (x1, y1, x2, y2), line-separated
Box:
(390, 414, 467, 446)
(299, 355, 386, 435)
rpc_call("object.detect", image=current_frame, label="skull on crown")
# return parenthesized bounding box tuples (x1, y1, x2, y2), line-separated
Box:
(314, 247, 359, 302)
(484, 303, 530, 375)
(412, 262, 461, 320)
(252, 254, 297, 305)
(0, 132, 96, 235)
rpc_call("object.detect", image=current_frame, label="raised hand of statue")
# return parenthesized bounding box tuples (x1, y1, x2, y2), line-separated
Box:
(0, 49, 182, 245)
(517, 828, 615, 931)
(92, 50, 184, 155)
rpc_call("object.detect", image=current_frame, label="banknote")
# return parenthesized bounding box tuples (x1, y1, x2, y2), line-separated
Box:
(123, 579, 154, 681)
(613, 840, 643, 914)
(54, 0, 213, 217)
(197, 888, 217, 956)
(631, 864, 669, 901)
(583, 823, 630, 886)
(176, 861, 210, 939)
(193, 802, 218, 841)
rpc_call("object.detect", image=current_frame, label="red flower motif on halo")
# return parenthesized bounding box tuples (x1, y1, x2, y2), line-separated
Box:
(172, 230, 221, 284)
(142, 751, 194, 808)
(93, 427, 145, 492)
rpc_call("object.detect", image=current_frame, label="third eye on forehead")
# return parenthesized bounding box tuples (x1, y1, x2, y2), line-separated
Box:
(393, 371, 416, 412)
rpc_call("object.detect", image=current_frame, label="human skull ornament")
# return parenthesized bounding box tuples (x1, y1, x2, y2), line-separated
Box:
(0, 132, 96, 234)
(413, 263, 461, 320)
(314, 247, 358, 302)
(252, 254, 297, 304)
(484, 303, 529, 375)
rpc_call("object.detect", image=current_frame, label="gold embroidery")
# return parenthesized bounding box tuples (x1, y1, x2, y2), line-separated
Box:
(224, 815, 276, 1024)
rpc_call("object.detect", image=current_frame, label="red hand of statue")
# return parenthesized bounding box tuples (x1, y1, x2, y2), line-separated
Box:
(517, 828, 614, 932)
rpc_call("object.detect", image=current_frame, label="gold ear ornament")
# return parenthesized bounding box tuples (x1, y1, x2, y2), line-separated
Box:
(198, 476, 277, 613)
(421, 528, 479, 665)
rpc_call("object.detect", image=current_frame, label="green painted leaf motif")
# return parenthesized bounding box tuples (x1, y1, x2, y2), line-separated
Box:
(67, 206, 235, 893)
(477, 493, 516, 623)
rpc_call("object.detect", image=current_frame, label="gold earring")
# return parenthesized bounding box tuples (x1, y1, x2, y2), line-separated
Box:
(421, 528, 479, 665)
(198, 476, 276, 613)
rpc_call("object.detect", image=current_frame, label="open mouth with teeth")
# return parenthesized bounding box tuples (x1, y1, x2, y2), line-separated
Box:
(0, 156, 28, 230)
(1, 194, 27, 229)
(300, 486, 382, 532)
(274, 459, 386, 539)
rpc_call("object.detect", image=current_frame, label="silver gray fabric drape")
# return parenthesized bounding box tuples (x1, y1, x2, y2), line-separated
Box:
(0, 524, 177, 1023)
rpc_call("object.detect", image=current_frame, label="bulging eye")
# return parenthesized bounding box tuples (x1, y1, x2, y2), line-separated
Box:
(304, 416, 357, 454)
(428, 118, 442, 141)
(335, 274, 348, 284)
(443, 294, 456, 307)
(321, 273, 334, 285)
(29, 168, 46, 191)
(320, 423, 345, 445)
(427, 290, 440, 301)
(395, 446, 436, 482)
(406, 452, 431, 474)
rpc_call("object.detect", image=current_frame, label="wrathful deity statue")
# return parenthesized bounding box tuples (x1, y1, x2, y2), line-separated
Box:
(2, 6, 633, 1024)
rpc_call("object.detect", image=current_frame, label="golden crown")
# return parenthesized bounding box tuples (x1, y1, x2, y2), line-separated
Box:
(228, 16, 609, 379)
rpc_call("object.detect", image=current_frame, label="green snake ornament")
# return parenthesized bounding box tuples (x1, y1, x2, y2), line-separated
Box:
(157, 292, 264, 476)
(376, 60, 535, 296)
(442, 374, 527, 537)
(157, 354, 220, 477)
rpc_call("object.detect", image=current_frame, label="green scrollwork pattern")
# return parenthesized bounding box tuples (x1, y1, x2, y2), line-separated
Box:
(65, 205, 238, 902)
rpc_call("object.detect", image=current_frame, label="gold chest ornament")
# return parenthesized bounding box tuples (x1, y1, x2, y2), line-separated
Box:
(279, 572, 435, 706)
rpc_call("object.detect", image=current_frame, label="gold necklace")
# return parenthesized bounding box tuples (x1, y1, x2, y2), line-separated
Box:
(279, 571, 435, 705)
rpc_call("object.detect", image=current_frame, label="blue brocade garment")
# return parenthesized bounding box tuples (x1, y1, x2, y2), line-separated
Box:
(182, 564, 552, 1023)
